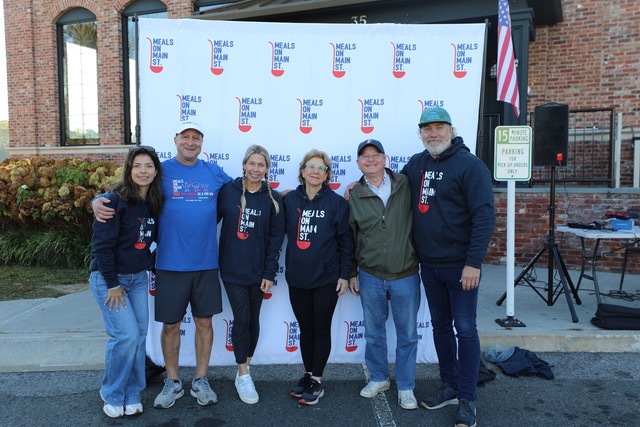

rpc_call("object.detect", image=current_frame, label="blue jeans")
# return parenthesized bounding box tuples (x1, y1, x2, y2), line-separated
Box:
(421, 265, 480, 401)
(90, 270, 149, 406)
(358, 270, 420, 391)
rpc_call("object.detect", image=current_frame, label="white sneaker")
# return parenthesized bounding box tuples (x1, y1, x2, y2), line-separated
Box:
(235, 373, 259, 404)
(100, 390, 124, 418)
(398, 389, 418, 410)
(103, 403, 124, 418)
(360, 379, 391, 398)
(124, 403, 143, 416)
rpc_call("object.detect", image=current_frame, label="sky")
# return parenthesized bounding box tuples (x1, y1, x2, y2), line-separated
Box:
(0, 0, 7, 121)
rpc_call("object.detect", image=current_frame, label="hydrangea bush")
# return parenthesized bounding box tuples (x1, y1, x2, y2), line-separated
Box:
(0, 157, 120, 234)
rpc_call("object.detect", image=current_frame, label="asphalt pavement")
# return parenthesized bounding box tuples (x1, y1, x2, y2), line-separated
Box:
(1, 354, 639, 426)
(1, 264, 639, 426)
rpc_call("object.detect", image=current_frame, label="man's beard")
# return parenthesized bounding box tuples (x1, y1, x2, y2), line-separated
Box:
(424, 139, 449, 156)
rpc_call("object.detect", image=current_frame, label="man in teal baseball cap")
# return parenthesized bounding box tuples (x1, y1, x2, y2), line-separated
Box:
(401, 107, 495, 427)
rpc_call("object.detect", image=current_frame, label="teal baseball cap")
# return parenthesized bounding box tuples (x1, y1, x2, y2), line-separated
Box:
(418, 107, 452, 127)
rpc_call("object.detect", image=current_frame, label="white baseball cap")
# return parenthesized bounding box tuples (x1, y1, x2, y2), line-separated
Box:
(175, 121, 204, 136)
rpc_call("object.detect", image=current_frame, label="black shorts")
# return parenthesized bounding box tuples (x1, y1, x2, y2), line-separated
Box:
(154, 269, 223, 324)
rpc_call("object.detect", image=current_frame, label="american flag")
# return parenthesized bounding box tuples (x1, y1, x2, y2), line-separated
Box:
(497, 0, 520, 117)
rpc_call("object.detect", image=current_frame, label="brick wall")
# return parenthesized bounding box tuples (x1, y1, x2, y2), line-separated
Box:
(5, 0, 195, 152)
(487, 190, 640, 275)
(528, 0, 640, 187)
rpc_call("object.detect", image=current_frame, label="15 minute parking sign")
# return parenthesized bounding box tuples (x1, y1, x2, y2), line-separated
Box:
(494, 126, 532, 181)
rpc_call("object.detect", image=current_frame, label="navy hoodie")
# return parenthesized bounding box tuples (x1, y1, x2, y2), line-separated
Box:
(401, 137, 495, 268)
(283, 184, 354, 289)
(217, 177, 285, 285)
(90, 192, 156, 289)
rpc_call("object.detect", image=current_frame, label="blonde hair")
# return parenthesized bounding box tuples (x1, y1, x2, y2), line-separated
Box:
(240, 144, 280, 215)
(298, 149, 332, 185)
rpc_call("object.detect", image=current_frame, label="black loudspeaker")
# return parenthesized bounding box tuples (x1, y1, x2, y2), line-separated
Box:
(533, 102, 569, 167)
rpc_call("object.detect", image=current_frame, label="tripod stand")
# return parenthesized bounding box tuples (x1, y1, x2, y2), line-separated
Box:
(496, 167, 581, 322)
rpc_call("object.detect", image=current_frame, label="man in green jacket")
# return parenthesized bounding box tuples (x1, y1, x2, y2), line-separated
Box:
(348, 139, 421, 410)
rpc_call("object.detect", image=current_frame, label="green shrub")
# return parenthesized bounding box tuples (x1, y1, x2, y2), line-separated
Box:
(0, 229, 91, 268)
(0, 157, 119, 268)
(0, 157, 119, 233)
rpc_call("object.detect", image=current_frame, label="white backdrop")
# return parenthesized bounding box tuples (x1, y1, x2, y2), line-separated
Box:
(139, 19, 486, 366)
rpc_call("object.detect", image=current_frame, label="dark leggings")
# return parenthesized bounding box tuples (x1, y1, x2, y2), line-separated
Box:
(288, 283, 338, 377)
(224, 282, 264, 365)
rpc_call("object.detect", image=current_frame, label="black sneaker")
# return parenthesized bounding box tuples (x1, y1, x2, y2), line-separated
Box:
(420, 383, 459, 410)
(299, 379, 324, 406)
(455, 399, 477, 427)
(290, 372, 311, 398)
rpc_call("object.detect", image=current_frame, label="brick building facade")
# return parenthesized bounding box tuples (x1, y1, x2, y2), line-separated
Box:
(3, 0, 640, 274)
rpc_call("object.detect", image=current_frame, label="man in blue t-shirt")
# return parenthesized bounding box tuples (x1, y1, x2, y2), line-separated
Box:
(93, 122, 232, 410)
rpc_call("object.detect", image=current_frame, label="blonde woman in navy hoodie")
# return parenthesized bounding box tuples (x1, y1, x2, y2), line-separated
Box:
(218, 145, 285, 404)
(90, 146, 164, 418)
(283, 149, 354, 406)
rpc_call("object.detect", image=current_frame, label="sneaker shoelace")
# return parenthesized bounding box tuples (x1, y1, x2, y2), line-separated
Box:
(238, 376, 255, 392)
(161, 380, 179, 395)
(196, 378, 212, 392)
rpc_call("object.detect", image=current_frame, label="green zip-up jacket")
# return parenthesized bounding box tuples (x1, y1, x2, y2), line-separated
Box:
(348, 168, 418, 280)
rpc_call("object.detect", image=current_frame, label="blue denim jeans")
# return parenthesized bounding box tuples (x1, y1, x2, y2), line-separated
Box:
(90, 270, 149, 406)
(420, 265, 480, 401)
(358, 270, 420, 391)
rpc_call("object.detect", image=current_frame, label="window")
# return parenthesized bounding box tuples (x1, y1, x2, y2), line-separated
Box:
(57, 8, 99, 146)
(122, 0, 167, 145)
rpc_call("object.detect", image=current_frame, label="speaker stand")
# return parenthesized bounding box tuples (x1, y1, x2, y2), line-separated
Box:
(496, 167, 581, 323)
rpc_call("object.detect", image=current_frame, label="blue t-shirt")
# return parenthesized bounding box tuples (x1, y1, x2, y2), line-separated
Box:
(156, 157, 232, 271)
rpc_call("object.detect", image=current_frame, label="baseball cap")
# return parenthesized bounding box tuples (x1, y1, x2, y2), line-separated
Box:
(418, 107, 452, 127)
(357, 139, 385, 156)
(175, 121, 204, 136)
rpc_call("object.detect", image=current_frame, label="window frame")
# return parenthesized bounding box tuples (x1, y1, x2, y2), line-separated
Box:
(194, 0, 246, 13)
(122, 0, 167, 145)
(56, 8, 99, 146)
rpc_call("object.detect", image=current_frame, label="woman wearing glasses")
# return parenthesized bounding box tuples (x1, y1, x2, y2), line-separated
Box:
(89, 146, 164, 418)
(217, 145, 285, 404)
(283, 149, 354, 406)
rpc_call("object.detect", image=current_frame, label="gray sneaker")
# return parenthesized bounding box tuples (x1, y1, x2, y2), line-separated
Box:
(190, 377, 218, 406)
(420, 383, 458, 410)
(154, 379, 184, 409)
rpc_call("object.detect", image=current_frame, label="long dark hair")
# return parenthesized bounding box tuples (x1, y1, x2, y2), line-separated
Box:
(109, 146, 164, 216)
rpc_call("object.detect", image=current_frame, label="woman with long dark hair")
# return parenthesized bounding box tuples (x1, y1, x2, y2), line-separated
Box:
(90, 146, 164, 418)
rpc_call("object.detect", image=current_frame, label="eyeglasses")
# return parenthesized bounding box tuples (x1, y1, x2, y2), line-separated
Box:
(359, 153, 385, 161)
(305, 164, 329, 172)
(129, 145, 156, 153)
